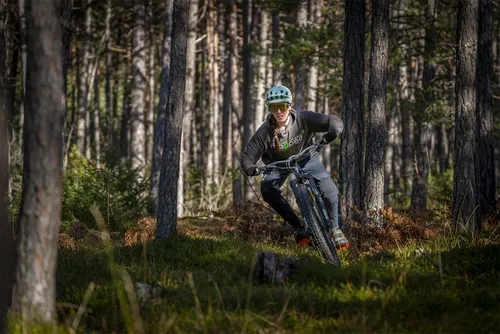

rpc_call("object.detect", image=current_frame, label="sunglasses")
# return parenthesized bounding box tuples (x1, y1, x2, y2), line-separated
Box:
(270, 103, 290, 113)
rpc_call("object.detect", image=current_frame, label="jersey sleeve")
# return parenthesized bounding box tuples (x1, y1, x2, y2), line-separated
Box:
(240, 129, 268, 174)
(302, 110, 344, 142)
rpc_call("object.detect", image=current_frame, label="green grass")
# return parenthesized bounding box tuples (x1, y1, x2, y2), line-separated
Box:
(14, 228, 500, 333)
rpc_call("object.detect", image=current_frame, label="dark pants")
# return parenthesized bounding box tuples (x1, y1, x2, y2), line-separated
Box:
(260, 155, 339, 231)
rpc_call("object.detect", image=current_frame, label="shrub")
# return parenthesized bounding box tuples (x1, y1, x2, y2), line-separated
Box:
(62, 148, 150, 232)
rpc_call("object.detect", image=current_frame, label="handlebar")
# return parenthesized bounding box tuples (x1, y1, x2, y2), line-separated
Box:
(260, 140, 326, 175)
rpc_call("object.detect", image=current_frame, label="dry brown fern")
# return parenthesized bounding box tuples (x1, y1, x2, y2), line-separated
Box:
(58, 233, 77, 250)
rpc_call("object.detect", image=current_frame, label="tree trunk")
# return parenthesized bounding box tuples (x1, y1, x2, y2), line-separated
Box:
(18, 0, 27, 153)
(436, 122, 449, 173)
(156, 0, 189, 240)
(206, 0, 219, 187)
(222, 1, 232, 171)
(272, 12, 282, 84)
(94, 70, 101, 168)
(180, 0, 197, 215)
(340, 0, 365, 218)
(105, 0, 112, 163)
(453, 0, 479, 233)
(120, 54, 131, 166)
(294, 0, 307, 111)
(0, 1, 16, 329)
(146, 0, 155, 165)
(230, 2, 243, 206)
(242, 0, 254, 200)
(130, 0, 147, 177)
(411, 0, 436, 211)
(307, 0, 321, 112)
(476, 0, 495, 213)
(321, 75, 332, 165)
(200, 42, 207, 177)
(212, 1, 220, 186)
(255, 8, 268, 128)
(397, 0, 412, 197)
(384, 111, 394, 205)
(151, 0, 173, 216)
(4, 4, 17, 201)
(11, 0, 64, 323)
(60, 0, 72, 155)
(364, 0, 389, 217)
(77, 0, 91, 155)
(111, 29, 122, 159)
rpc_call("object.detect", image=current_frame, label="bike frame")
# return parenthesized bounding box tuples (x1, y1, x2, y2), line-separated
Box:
(262, 145, 334, 237)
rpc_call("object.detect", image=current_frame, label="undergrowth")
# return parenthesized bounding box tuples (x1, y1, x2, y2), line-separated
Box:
(10, 201, 500, 333)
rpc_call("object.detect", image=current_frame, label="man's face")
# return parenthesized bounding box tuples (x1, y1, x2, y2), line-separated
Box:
(270, 103, 291, 125)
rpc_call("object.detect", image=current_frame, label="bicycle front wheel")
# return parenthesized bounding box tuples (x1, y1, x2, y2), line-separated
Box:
(296, 183, 340, 265)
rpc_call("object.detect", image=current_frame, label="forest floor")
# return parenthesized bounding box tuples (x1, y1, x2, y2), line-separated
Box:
(11, 204, 500, 333)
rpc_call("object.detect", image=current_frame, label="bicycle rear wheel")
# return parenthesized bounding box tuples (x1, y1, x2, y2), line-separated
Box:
(296, 183, 340, 265)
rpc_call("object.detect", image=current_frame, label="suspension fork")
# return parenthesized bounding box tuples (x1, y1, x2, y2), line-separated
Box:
(306, 177, 335, 231)
(289, 173, 311, 233)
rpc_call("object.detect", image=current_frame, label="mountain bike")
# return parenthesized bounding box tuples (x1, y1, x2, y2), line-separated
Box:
(260, 142, 341, 265)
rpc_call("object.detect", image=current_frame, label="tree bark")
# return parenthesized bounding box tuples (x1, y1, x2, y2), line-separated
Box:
(155, 0, 189, 239)
(94, 70, 101, 168)
(180, 0, 197, 216)
(398, 0, 412, 197)
(77, 0, 91, 155)
(307, 0, 321, 112)
(476, 0, 495, 213)
(294, 0, 307, 111)
(364, 0, 389, 217)
(212, 1, 220, 186)
(146, 0, 155, 164)
(321, 75, 332, 166)
(453, 0, 480, 233)
(222, 1, 232, 170)
(112, 29, 121, 159)
(436, 122, 449, 173)
(130, 0, 147, 177)
(272, 12, 282, 84)
(60, 0, 72, 100)
(11, 0, 64, 323)
(242, 0, 254, 200)
(151, 0, 173, 216)
(105, 0, 112, 163)
(340, 0, 365, 218)
(230, 2, 243, 206)
(411, 0, 436, 211)
(206, 0, 219, 187)
(384, 110, 395, 205)
(0, 1, 16, 329)
(255, 8, 268, 128)
(18, 0, 27, 153)
(120, 47, 131, 166)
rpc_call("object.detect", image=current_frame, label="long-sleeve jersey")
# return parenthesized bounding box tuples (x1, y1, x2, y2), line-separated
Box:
(240, 109, 344, 175)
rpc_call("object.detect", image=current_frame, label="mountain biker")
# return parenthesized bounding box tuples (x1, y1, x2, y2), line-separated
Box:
(240, 85, 349, 250)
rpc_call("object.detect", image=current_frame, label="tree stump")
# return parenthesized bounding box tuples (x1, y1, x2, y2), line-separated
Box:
(253, 251, 301, 283)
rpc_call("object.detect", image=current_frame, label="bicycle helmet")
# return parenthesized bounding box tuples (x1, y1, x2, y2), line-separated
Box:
(265, 85, 292, 107)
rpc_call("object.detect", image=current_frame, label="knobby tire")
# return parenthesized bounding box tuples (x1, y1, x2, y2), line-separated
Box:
(296, 183, 340, 265)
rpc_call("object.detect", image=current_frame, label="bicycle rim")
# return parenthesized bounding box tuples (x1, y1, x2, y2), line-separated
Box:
(297, 183, 340, 265)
